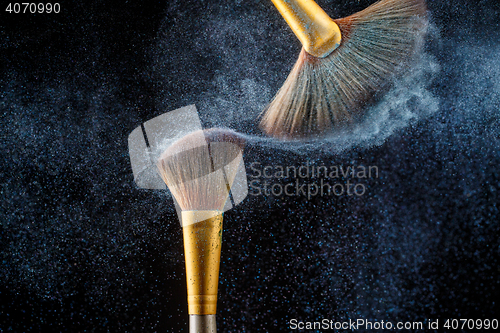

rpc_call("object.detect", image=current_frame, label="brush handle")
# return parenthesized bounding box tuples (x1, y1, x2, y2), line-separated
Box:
(270, 0, 341, 58)
(182, 211, 223, 315)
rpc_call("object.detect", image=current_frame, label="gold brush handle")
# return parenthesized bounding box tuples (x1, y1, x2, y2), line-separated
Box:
(182, 211, 223, 316)
(270, 0, 342, 58)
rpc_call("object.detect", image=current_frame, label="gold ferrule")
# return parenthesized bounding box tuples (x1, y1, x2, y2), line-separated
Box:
(270, 0, 342, 58)
(182, 211, 223, 315)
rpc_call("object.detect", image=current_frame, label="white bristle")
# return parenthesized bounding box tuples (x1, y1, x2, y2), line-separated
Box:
(157, 129, 245, 211)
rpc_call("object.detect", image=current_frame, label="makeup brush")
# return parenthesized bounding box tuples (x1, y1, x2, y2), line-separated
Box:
(157, 128, 245, 333)
(260, 0, 428, 138)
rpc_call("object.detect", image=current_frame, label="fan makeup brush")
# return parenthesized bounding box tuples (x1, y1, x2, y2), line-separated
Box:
(260, 0, 427, 138)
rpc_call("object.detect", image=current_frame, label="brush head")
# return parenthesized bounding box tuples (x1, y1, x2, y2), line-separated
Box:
(157, 128, 245, 211)
(260, 0, 428, 139)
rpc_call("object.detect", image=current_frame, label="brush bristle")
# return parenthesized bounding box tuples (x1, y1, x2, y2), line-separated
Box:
(157, 128, 245, 211)
(260, 0, 428, 138)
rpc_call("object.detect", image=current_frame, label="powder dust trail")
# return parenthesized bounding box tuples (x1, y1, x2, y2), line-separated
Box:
(153, 10, 440, 156)
(205, 47, 440, 156)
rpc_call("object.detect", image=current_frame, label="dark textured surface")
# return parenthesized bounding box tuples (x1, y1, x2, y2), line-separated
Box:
(1, 1, 499, 332)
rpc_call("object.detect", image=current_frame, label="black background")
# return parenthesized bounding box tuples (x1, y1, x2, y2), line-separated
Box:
(1, 1, 499, 332)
